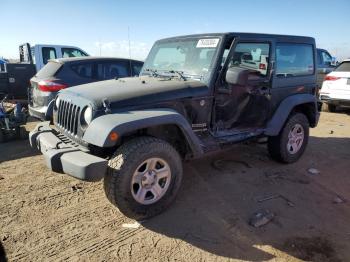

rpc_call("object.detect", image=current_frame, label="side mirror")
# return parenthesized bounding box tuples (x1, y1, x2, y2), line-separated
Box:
(331, 57, 337, 67)
(225, 67, 249, 86)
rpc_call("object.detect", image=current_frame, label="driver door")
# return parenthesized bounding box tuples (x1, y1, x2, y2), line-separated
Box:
(213, 39, 274, 133)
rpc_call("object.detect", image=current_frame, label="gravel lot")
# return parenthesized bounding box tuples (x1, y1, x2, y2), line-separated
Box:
(1, 111, 350, 262)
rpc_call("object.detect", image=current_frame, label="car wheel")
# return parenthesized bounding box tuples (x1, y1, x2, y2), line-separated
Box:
(268, 113, 309, 163)
(322, 103, 337, 112)
(104, 136, 183, 220)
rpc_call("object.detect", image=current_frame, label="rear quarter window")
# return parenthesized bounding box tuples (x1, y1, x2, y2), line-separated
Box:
(96, 61, 129, 80)
(36, 61, 62, 78)
(335, 61, 350, 72)
(70, 63, 94, 78)
(276, 43, 314, 77)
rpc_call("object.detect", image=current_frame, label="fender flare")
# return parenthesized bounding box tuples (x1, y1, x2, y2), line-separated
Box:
(264, 94, 318, 136)
(83, 108, 203, 157)
(45, 100, 55, 120)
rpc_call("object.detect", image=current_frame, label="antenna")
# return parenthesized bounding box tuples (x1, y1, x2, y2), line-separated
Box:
(99, 40, 102, 56)
(128, 26, 133, 75)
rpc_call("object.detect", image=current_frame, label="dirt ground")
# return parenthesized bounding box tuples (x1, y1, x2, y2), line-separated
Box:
(1, 111, 350, 262)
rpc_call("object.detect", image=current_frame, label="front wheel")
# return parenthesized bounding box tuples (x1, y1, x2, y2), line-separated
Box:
(104, 136, 183, 220)
(268, 113, 309, 163)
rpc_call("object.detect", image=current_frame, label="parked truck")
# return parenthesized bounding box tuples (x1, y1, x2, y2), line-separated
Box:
(316, 48, 337, 88)
(0, 43, 88, 100)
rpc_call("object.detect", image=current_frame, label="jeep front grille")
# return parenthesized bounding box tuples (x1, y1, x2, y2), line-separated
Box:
(57, 100, 81, 135)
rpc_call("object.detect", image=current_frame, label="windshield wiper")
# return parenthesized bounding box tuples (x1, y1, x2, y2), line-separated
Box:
(183, 73, 204, 80)
(144, 68, 160, 77)
(168, 70, 187, 81)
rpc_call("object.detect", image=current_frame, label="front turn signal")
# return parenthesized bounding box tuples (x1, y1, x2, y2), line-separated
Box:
(109, 132, 119, 142)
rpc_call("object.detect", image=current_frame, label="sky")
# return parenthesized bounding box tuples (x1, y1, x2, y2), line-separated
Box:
(1, 0, 350, 61)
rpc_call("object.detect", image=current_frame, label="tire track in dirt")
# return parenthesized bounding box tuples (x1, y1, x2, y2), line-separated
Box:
(49, 228, 145, 260)
(8, 206, 131, 261)
(6, 179, 140, 261)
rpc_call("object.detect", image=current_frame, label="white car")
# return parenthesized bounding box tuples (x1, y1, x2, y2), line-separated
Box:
(320, 59, 350, 112)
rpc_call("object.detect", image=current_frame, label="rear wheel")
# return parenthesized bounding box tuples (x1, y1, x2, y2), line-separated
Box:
(322, 103, 337, 112)
(104, 136, 183, 220)
(268, 113, 309, 163)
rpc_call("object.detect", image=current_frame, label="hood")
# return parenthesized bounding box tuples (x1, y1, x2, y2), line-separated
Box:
(61, 76, 208, 109)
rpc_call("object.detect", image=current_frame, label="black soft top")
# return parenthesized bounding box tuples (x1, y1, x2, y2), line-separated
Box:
(158, 32, 315, 44)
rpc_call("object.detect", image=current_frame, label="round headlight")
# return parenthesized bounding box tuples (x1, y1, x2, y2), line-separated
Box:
(55, 97, 60, 109)
(83, 106, 93, 125)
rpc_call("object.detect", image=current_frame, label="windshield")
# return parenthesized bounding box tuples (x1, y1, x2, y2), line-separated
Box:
(141, 37, 221, 83)
(62, 48, 88, 58)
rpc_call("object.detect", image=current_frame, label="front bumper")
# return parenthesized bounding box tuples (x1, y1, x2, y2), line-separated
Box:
(319, 92, 350, 107)
(28, 105, 47, 121)
(319, 95, 350, 107)
(29, 122, 107, 181)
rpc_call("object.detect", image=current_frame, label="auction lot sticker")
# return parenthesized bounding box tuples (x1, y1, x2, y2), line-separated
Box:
(197, 38, 220, 48)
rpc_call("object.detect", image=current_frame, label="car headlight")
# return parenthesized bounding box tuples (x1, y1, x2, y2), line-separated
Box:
(83, 106, 93, 125)
(55, 97, 60, 109)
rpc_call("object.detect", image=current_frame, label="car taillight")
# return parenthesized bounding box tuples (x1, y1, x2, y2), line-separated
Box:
(324, 76, 340, 81)
(259, 63, 266, 70)
(38, 80, 68, 92)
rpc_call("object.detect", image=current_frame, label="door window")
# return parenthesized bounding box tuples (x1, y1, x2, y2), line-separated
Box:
(42, 47, 57, 64)
(228, 43, 270, 76)
(276, 43, 314, 77)
(62, 48, 87, 58)
(321, 51, 332, 65)
(215, 41, 271, 129)
(97, 61, 129, 80)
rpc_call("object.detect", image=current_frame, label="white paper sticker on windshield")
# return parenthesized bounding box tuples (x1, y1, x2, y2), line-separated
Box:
(196, 38, 220, 48)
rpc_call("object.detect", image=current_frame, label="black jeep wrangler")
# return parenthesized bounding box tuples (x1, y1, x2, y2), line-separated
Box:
(30, 33, 319, 219)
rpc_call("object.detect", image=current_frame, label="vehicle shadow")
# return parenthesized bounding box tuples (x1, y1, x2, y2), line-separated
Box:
(141, 136, 349, 261)
(0, 241, 7, 262)
(0, 139, 39, 163)
(26, 116, 41, 123)
(337, 108, 350, 115)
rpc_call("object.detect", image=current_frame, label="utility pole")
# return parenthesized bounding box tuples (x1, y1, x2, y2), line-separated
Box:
(128, 26, 132, 73)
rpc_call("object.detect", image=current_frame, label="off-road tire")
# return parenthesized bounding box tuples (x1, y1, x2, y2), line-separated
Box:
(268, 113, 309, 163)
(322, 103, 337, 113)
(104, 136, 183, 220)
